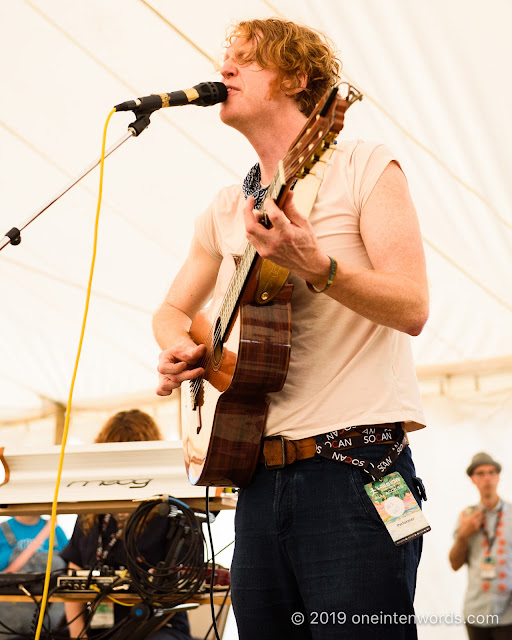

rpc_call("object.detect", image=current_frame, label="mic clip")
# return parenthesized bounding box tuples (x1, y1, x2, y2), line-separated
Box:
(128, 113, 152, 137)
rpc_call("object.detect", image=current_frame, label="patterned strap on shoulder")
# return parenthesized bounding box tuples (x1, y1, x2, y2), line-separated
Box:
(0, 521, 17, 547)
(3, 520, 52, 573)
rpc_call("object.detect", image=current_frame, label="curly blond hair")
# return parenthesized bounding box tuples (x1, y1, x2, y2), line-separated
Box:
(226, 18, 341, 116)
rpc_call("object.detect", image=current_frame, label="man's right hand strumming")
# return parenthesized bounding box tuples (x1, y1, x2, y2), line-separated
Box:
(156, 338, 206, 395)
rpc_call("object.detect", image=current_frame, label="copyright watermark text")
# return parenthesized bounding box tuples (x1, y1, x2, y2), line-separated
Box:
(291, 611, 499, 626)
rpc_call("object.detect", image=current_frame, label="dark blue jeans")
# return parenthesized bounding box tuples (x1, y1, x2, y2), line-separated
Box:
(231, 444, 424, 639)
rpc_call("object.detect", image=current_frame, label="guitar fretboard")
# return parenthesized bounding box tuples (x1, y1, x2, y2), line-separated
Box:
(215, 170, 284, 342)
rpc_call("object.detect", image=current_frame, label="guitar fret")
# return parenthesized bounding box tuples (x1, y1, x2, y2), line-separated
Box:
(217, 243, 257, 338)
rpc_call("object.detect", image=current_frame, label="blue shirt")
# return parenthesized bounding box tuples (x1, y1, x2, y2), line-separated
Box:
(0, 517, 68, 571)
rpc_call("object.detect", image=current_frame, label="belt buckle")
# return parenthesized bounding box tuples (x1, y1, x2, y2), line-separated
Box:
(264, 436, 286, 470)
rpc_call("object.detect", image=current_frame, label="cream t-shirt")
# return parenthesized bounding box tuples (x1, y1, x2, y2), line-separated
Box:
(194, 140, 426, 439)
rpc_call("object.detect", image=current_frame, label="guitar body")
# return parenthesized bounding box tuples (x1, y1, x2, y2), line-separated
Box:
(182, 256, 293, 488)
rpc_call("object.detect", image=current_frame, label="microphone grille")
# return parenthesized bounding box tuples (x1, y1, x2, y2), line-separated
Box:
(194, 81, 228, 106)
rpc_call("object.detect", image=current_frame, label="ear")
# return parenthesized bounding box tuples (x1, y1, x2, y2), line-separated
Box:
(283, 71, 308, 96)
(297, 71, 308, 90)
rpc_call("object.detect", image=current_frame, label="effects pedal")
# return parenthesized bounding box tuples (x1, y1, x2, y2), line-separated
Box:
(56, 568, 134, 592)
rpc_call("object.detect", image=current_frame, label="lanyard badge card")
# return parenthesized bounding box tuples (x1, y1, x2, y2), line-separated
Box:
(365, 471, 431, 545)
(481, 557, 497, 580)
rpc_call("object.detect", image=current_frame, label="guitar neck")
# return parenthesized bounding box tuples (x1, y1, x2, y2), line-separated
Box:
(216, 169, 286, 340)
(217, 242, 257, 339)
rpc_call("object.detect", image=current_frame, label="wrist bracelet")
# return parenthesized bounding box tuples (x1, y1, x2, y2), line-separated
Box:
(306, 256, 337, 294)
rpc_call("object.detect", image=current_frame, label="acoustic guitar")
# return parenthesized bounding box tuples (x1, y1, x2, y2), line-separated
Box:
(182, 84, 362, 488)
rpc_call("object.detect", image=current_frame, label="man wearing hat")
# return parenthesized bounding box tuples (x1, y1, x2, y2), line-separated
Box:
(449, 452, 512, 639)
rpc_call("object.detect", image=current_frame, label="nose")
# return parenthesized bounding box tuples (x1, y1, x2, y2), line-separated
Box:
(220, 56, 237, 80)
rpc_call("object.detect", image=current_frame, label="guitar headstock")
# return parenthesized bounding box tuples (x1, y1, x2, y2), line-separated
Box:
(281, 83, 362, 186)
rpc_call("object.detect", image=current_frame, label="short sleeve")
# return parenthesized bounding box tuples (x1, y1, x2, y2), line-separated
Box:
(194, 184, 244, 260)
(59, 518, 90, 567)
(0, 528, 13, 571)
(348, 141, 401, 212)
(453, 514, 462, 539)
(55, 526, 69, 551)
(194, 201, 223, 261)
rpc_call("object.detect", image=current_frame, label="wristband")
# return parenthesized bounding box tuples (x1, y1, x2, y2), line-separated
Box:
(306, 256, 337, 293)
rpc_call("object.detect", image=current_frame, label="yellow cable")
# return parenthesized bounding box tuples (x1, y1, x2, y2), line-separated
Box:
(34, 107, 117, 640)
(89, 584, 133, 607)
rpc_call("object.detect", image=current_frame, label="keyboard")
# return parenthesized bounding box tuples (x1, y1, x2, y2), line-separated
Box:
(0, 572, 57, 595)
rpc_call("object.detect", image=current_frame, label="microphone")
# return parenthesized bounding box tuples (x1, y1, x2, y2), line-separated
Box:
(114, 81, 227, 113)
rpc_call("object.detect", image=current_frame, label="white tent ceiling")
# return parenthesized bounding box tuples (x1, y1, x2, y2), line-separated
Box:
(1, 0, 511, 420)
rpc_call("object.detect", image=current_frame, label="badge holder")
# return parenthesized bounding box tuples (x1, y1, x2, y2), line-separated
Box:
(480, 557, 497, 580)
(365, 471, 431, 545)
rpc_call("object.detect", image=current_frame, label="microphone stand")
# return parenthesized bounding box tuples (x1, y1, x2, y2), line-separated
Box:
(0, 112, 152, 252)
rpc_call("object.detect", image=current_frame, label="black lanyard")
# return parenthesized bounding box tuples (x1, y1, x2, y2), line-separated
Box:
(315, 423, 407, 481)
(95, 514, 124, 562)
(481, 503, 503, 556)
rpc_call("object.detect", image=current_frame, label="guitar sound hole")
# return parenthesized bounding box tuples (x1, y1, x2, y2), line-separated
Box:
(213, 339, 222, 364)
(212, 318, 223, 368)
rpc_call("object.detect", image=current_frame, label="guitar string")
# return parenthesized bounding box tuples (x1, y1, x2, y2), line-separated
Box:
(190, 240, 259, 403)
(189, 180, 279, 405)
(188, 164, 287, 400)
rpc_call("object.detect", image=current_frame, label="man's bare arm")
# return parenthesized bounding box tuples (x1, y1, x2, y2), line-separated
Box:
(244, 161, 429, 336)
(152, 236, 221, 395)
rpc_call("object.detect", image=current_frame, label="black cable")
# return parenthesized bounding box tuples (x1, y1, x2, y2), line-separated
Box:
(30, 591, 56, 640)
(75, 575, 126, 640)
(31, 581, 64, 640)
(123, 497, 206, 606)
(51, 601, 88, 640)
(77, 589, 107, 639)
(202, 586, 231, 640)
(0, 585, 51, 640)
(81, 615, 129, 640)
(206, 538, 234, 563)
(50, 590, 127, 640)
(205, 487, 221, 640)
(0, 567, 67, 639)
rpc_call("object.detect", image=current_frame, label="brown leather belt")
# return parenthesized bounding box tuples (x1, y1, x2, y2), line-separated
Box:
(261, 423, 400, 470)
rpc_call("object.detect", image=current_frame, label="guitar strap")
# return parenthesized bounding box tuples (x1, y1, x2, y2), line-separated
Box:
(256, 145, 337, 303)
(291, 145, 337, 218)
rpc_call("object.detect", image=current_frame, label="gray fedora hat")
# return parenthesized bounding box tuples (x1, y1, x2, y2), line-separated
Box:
(466, 452, 502, 476)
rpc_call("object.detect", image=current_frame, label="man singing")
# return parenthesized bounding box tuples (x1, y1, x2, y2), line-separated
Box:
(153, 18, 429, 639)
